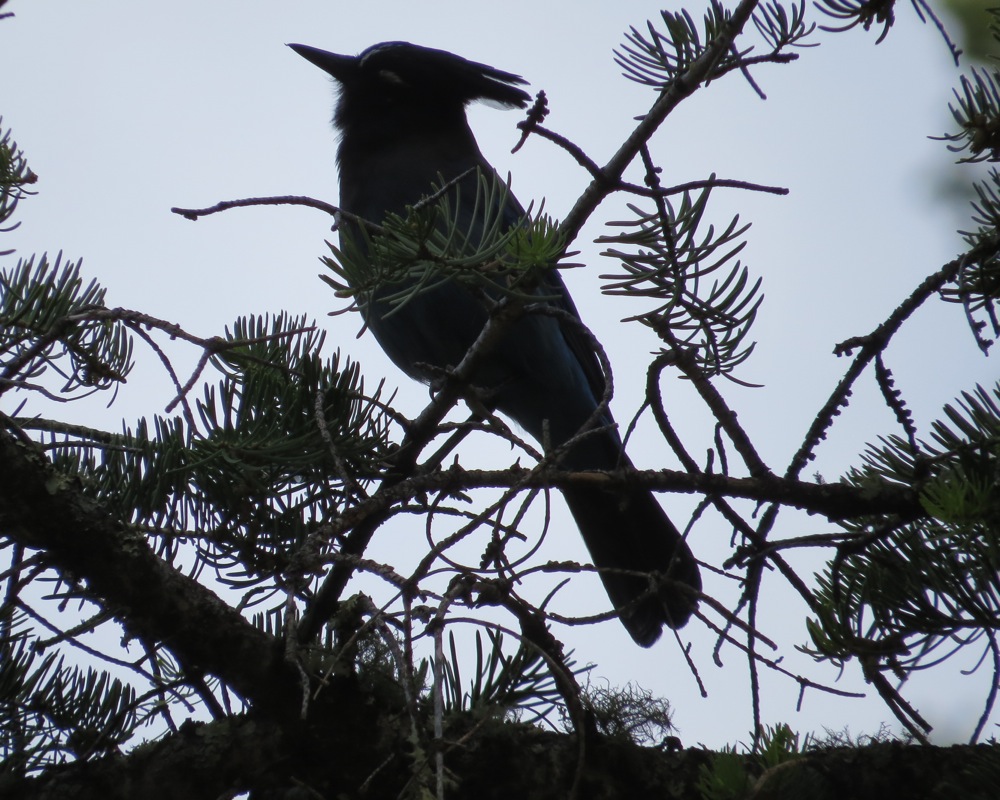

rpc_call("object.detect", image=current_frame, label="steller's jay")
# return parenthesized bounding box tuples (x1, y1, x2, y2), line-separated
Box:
(290, 41, 701, 646)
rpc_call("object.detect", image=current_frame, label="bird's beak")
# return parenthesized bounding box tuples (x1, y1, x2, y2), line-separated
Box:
(287, 43, 355, 81)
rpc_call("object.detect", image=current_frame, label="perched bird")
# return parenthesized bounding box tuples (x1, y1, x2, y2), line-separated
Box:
(290, 41, 701, 646)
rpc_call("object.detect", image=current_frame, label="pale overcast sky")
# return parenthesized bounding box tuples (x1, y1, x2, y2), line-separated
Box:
(2, 1, 995, 747)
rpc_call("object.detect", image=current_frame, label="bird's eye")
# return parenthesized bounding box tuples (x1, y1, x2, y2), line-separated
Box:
(377, 69, 406, 87)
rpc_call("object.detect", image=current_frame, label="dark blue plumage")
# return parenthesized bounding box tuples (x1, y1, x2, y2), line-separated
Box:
(290, 41, 700, 646)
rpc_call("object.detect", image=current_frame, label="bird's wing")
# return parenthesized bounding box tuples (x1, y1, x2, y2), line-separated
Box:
(494, 172, 610, 413)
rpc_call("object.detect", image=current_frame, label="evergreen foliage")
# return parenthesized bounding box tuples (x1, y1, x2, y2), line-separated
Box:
(2, 1, 1000, 796)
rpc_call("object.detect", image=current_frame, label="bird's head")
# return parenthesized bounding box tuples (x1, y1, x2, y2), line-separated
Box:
(288, 41, 531, 138)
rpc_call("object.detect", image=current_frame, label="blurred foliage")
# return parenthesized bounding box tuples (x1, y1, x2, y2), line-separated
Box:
(941, 0, 998, 62)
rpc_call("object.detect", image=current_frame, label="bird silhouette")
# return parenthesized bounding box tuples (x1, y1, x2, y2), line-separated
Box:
(290, 41, 700, 646)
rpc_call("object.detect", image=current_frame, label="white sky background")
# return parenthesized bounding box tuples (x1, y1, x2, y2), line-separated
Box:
(2, 0, 997, 750)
